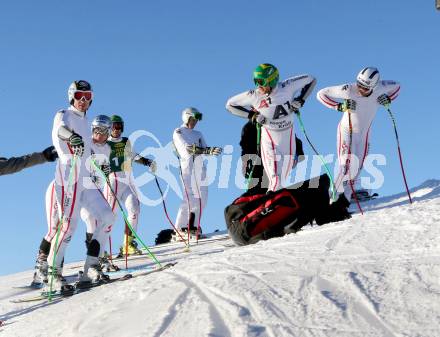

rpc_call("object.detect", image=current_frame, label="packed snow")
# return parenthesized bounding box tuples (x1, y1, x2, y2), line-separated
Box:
(1, 180, 439, 337)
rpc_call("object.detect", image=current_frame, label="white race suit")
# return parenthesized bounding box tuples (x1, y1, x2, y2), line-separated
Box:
(172, 125, 209, 231)
(316, 80, 400, 200)
(226, 75, 316, 191)
(48, 106, 115, 271)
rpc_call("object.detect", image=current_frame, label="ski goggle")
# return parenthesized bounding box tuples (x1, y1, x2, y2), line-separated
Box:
(254, 78, 268, 87)
(193, 112, 203, 121)
(92, 126, 109, 135)
(73, 91, 93, 101)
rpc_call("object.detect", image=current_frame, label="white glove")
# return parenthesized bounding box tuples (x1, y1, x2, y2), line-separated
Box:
(149, 160, 157, 173)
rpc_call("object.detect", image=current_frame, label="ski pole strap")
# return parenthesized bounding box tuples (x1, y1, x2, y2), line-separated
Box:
(296, 112, 336, 201)
(49, 155, 78, 301)
(91, 160, 162, 267)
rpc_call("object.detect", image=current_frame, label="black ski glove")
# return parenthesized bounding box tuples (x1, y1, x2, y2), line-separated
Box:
(289, 98, 305, 114)
(186, 145, 223, 156)
(135, 156, 157, 173)
(377, 94, 391, 106)
(337, 99, 357, 112)
(100, 163, 112, 176)
(136, 157, 152, 167)
(204, 147, 222, 156)
(42, 146, 58, 162)
(68, 133, 85, 157)
(251, 112, 266, 125)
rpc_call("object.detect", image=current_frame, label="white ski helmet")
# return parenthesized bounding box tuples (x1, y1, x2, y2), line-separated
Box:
(356, 67, 380, 90)
(182, 107, 203, 124)
(68, 80, 93, 105)
(91, 115, 112, 134)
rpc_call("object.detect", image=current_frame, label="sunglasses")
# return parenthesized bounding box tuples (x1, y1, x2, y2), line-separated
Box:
(73, 91, 93, 101)
(254, 78, 268, 87)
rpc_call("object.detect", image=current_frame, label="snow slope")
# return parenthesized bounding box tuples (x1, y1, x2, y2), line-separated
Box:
(1, 180, 440, 337)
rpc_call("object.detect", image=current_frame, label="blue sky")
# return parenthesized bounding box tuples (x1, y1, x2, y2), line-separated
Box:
(1, 0, 439, 275)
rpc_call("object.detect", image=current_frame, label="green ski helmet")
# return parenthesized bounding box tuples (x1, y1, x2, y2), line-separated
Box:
(110, 114, 124, 132)
(253, 63, 279, 88)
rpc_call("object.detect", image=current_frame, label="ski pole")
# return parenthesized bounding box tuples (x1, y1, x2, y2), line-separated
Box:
(295, 111, 337, 201)
(154, 175, 189, 247)
(92, 160, 162, 267)
(124, 223, 129, 269)
(49, 155, 78, 301)
(192, 162, 203, 243)
(347, 112, 364, 214)
(132, 151, 188, 245)
(384, 105, 412, 203)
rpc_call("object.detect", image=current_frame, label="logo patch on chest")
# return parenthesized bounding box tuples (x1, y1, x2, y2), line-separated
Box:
(258, 99, 269, 109)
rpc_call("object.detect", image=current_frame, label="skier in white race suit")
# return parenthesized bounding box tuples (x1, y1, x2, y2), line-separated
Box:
(47, 81, 116, 290)
(226, 63, 316, 191)
(106, 115, 156, 256)
(316, 66, 400, 206)
(31, 115, 114, 287)
(172, 107, 222, 239)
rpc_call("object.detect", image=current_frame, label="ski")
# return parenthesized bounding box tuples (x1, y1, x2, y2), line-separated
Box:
(108, 235, 229, 263)
(10, 262, 177, 304)
(10, 274, 131, 303)
(130, 262, 176, 278)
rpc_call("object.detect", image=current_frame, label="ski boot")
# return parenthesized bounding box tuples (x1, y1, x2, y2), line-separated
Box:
(99, 253, 120, 272)
(85, 232, 93, 250)
(31, 253, 48, 288)
(118, 234, 142, 257)
(183, 226, 206, 240)
(77, 257, 110, 288)
(44, 267, 74, 294)
(171, 228, 186, 242)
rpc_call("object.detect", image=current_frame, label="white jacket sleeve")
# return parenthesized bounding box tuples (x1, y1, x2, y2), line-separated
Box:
(282, 74, 317, 102)
(225, 90, 255, 119)
(316, 84, 349, 110)
(380, 80, 400, 101)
